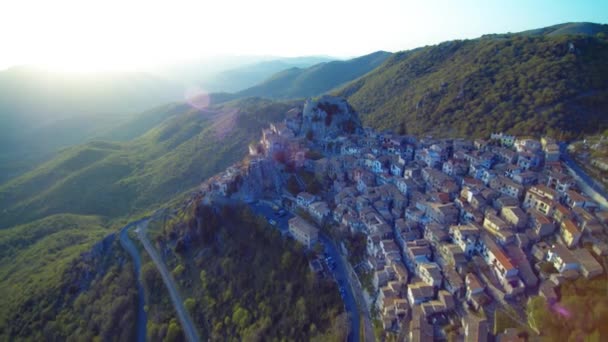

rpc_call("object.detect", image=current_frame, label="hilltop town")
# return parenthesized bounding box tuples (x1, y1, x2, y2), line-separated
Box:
(196, 96, 607, 341)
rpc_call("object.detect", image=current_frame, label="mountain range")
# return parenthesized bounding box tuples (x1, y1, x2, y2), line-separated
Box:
(198, 56, 337, 92)
(0, 53, 384, 183)
(1, 21, 608, 341)
(234, 51, 392, 99)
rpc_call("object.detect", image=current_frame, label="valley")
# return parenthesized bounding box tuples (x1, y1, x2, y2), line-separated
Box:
(1, 20, 608, 342)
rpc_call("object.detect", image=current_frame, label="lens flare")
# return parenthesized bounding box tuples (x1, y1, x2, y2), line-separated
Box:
(185, 86, 210, 110)
(550, 302, 572, 319)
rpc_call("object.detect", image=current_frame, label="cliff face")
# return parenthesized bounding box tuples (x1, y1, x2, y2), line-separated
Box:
(237, 158, 285, 201)
(300, 95, 362, 140)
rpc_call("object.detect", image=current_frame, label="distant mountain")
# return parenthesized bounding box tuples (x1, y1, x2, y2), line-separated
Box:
(0, 66, 182, 129)
(0, 97, 299, 229)
(200, 56, 336, 92)
(236, 51, 392, 99)
(0, 66, 185, 183)
(336, 23, 608, 139)
(150, 55, 335, 92)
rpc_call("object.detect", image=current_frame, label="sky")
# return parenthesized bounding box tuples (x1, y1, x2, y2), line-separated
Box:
(1, 0, 607, 72)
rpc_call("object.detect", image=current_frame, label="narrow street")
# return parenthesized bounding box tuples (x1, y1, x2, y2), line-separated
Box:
(319, 234, 363, 342)
(320, 234, 376, 342)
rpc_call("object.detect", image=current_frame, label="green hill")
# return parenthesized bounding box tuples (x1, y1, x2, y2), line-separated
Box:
(0, 67, 184, 184)
(336, 23, 608, 139)
(512, 22, 608, 37)
(201, 56, 336, 92)
(0, 98, 298, 229)
(0, 215, 109, 334)
(0, 214, 140, 341)
(237, 51, 391, 99)
(147, 203, 347, 340)
(0, 97, 299, 339)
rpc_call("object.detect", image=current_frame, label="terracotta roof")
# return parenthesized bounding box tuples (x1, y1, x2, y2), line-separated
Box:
(482, 234, 515, 270)
(530, 209, 552, 224)
(554, 204, 572, 217)
(567, 190, 587, 203)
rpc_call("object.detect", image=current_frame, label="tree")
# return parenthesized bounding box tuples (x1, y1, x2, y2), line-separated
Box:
(172, 264, 185, 277)
(398, 121, 407, 135)
(184, 298, 196, 313)
(200, 270, 209, 290)
(164, 319, 183, 342)
(232, 306, 252, 330)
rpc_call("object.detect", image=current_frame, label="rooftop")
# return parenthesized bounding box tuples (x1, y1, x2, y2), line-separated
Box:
(288, 216, 319, 236)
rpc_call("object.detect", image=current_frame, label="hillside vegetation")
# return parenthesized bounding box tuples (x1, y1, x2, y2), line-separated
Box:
(337, 24, 608, 139)
(201, 56, 335, 92)
(527, 275, 608, 341)
(149, 203, 347, 341)
(0, 214, 139, 340)
(0, 67, 183, 183)
(0, 97, 300, 340)
(237, 51, 391, 99)
(0, 98, 298, 229)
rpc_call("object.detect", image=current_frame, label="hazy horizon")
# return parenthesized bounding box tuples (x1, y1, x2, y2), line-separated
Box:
(2, 0, 607, 73)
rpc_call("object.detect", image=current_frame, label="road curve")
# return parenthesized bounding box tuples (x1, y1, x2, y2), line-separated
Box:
(249, 202, 372, 341)
(134, 220, 201, 342)
(561, 150, 608, 209)
(119, 220, 148, 342)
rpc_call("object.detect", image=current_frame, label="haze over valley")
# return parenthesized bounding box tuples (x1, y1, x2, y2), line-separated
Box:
(1, 1, 608, 341)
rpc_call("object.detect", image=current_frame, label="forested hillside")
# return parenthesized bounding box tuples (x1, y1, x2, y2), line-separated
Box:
(147, 203, 347, 341)
(0, 98, 299, 229)
(237, 51, 391, 99)
(337, 24, 608, 139)
(0, 67, 183, 182)
(0, 96, 302, 340)
(0, 215, 137, 340)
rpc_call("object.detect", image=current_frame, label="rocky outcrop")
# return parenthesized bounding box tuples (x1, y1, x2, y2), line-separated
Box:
(236, 158, 284, 201)
(299, 95, 362, 141)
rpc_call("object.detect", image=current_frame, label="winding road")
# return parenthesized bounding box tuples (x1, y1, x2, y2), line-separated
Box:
(121, 200, 376, 342)
(135, 220, 201, 342)
(120, 218, 201, 342)
(248, 201, 374, 341)
(560, 144, 608, 209)
(119, 220, 148, 342)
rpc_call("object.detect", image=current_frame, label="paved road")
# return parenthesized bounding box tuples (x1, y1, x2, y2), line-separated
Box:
(560, 144, 608, 209)
(248, 201, 371, 341)
(135, 220, 201, 342)
(119, 220, 148, 342)
(248, 201, 293, 234)
(319, 234, 362, 342)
